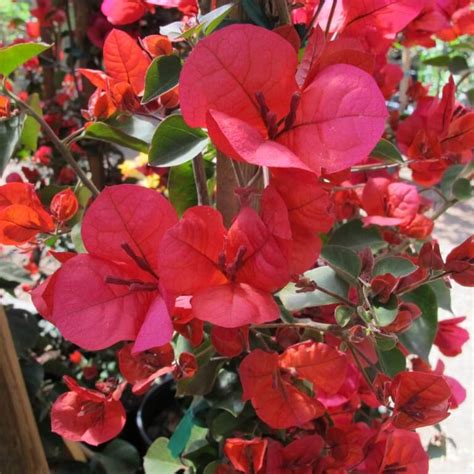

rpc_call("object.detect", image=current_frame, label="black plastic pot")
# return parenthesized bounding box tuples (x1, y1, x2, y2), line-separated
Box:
(136, 377, 183, 448)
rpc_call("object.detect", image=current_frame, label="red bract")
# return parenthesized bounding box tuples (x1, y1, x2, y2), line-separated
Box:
(390, 371, 452, 429)
(50, 188, 79, 222)
(361, 177, 433, 238)
(159, 204, 289, 327)
(0, 183, 54, 245)
(211, 326, 249, 358)
(446, 235, 474, 286)
(101, 0, 150, 25)
(379, 429, 429, 474)
(180, 24, 387, 175)
(117, 343, 174, 394)
(434, 316, 469, 357)
(239, 342, 347, 429)
(264, 435, 324, 473)
(34, 185, 178, 351)
(103, 29, 151, 95)
(51, 376, 126, 446)
(269, 170, 334, 274)
(224, 438, 267, 474)
(397, 78, 474, 186)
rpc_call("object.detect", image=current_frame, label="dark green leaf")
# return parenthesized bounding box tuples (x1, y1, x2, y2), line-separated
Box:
(329, 220, 386, 251)
(0, 42, 51, 76)
(168, 162, 198, 215)
(370, 139, 403, 163)
(241, 0, 272, 28)
(449, 55, 469, 73)
(144, 437, 189, 474)
(142, 55, 181, 104)
(0, 113, 23, 174)
(373, 256, 417, 278)
(91, 439, 140, 474)
(82, 122, 149, 153)
(400, 285, 438, 360)
(373, 294, 399, 327)
(204, 462, 219, 474)
(422, 55, 450, 67)
(452, 178, 472, 200)
(149, 115, 208, 167)
(321, 245, 362, 282)
(377, 347, 406, 377)
(20, 93, 42, 151)
(278, 266, 349, 311)
(176, 359, 225, 396)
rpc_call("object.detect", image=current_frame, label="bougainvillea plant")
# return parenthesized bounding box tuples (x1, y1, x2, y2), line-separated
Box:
(1, 0, 473, 472)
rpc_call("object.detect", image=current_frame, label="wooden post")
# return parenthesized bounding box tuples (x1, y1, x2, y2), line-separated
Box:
(0, 306, 49, 474)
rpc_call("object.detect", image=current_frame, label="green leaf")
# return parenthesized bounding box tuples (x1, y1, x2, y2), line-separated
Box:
(321, 245, 361, 282)
(428, 279, 452, 313)
(108, 115, 159, 144)
(278, 266, 349, 311)
(144, 438, 189, 474)
(400, 285, 438, 360)
(204, 461, 219, 474)
(200, 3, 235, 34)
(377, 347, 406, 377)
(452, 177, 472, 200)
(0, 113, 23, 174)
(467, 88, 474, 107)
(176, 359, 225, 396)
(180, 3, 235, 39)
(0, 42, 51, 76)
(373, 294, 399, 327)
(20, 93, 42, 151)
(91, 439, 140, 474)
(328, 220, 386, 251)
(374, 332, 398, 351)
(241, 0, 272, 28)
(373, 256, 417, 278)
(149, 115, 208, 167)
(370, 139, 403, 163)
(335, 305, 353, 327)
(422, 54, 451, 67)
(449, 55, 469, 74)
(82, 122, 149, 153)
(142, 55, 181, 104)
(168, 162, 198, 215)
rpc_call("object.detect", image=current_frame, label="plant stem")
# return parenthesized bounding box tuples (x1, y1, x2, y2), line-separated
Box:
(302, 0, 326, 42)
(311, 284, 357, 308)
(4, 87, 100, 197)
(252, 321, 341, 334)
(399, 48, 411, 115)
(325, 0, 338, 36)
(192, 154, 210, 205)
(432, 199, 458, 221)
(347, 342, 381, 401)
(274, 0, 292, 25)
(230, 159, 245, 188)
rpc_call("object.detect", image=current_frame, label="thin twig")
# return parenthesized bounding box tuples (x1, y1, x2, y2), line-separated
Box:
(274, 0, 292, 25)
(229, 159, 245, 188)
(4, 86, 100, 197)
(192, 153, 210, 205)
(302, 0, 326, 42)
(324, 0, 338, 36)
